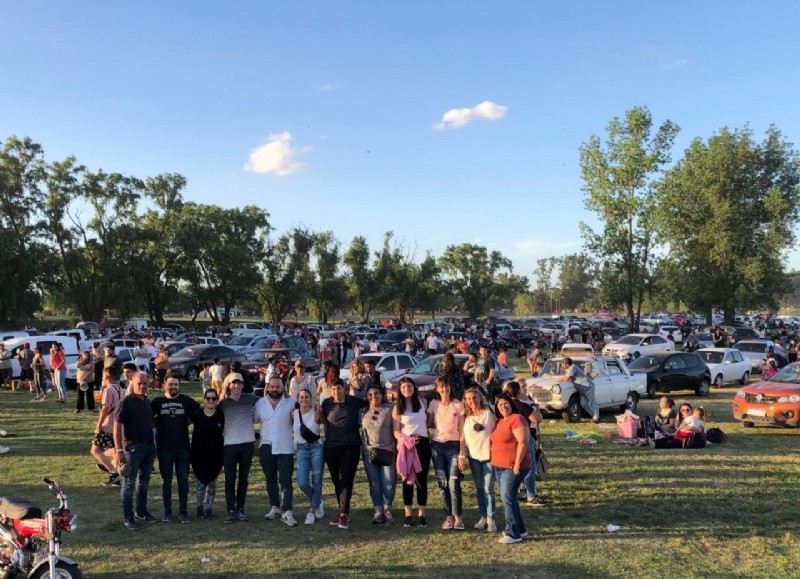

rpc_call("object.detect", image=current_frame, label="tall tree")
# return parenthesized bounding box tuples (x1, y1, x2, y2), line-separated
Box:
(343, 236, 379, 322)
(438, 243, 521, 320)
(305, 231, 346, 324)
(257, 227, 314, 325)
(176, 203, 270, 323)
(656, 125, 800, 322)
(0, 136, 47, 324)
(532, 257, 557, 313)
(558, 253, 597, 311)
(579, 106, 679, 330)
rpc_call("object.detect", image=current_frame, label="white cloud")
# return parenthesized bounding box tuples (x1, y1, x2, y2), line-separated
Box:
(434, 100, 508, 130)
(244, 132, 311, 175)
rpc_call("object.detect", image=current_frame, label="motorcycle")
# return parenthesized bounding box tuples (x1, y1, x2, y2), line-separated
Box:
(0, 478, 81, 579)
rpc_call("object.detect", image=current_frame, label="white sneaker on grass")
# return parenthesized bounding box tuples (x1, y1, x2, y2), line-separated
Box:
(264, 506, 281, 520)
(498, 535, 522, 544)
(315, 501, 324, 520)
(281, 511, 298, 526)
(304, 512, 316, 525)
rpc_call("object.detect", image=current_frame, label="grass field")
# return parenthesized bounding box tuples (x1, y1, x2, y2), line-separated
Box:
(1, 363, 800, 578)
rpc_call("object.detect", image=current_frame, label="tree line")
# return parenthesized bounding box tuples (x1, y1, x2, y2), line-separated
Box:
(2, 108, 797, 328)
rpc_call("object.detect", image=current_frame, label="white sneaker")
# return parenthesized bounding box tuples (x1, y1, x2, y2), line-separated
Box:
(264, 506, 281, 520)
(281, 511, 298, 526)
(0, 429, 7, 437)
(304, 512, 315, 525)
(498, 535, 522, 544)
(315, 501, 324, 520)
(0, 446, 9, 454)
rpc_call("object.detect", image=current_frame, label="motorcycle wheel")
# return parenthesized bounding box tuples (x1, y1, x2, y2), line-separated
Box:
(31, 561, 83, 579)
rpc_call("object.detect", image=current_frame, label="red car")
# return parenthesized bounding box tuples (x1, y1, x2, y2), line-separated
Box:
(733, 362, 800, 427)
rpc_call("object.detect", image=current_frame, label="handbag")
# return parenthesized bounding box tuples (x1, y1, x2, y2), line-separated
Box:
(368, 447, 394, 467)
(535, 442, 550, 481)
(298, 412, 320, 443)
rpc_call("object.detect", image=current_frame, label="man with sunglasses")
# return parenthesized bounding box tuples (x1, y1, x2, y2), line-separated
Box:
(255, 376, 299, 526)
(151, 370, 200, 524)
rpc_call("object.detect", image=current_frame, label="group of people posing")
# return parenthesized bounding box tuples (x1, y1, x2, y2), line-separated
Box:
(105, 357, 543, 545)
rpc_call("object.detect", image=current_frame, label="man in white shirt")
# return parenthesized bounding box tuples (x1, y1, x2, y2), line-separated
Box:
(425, 332, 440, 356)
(255, 377, 297, 526)
(209, 359, 223, 394)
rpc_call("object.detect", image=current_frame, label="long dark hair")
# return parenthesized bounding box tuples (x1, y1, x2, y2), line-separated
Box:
(395, 376, 421, 414)
(493, 392, 519, 421)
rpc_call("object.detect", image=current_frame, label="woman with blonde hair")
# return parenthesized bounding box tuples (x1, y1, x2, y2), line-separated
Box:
(347, 359, 369, 400)
(458, 386, 496, 532)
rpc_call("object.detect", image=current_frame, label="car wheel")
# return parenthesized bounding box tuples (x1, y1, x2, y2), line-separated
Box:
(743, 421, 754, 428)
(695, 378, 711, 397)
(186, 367, 200, 382)
(647, 381, 658, 400)
(740, 371, 750, 385)
(621, 392, 639, 413)
(713, 374, 723, 388)
(562, 396, 582, 424)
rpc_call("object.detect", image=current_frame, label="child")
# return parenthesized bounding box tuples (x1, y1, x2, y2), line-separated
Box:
(199, 362, 211, 393)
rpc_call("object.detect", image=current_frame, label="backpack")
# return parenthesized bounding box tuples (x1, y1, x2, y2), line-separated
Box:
(637, 415, 656, 438)
(706, 427, 728, 444)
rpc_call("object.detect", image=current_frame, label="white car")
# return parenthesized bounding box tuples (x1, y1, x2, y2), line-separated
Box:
(230, 323, 266, 338)
(339, 352, 417, 382)
(525, 355, 647, 423)
(538, 322, 568, 339)
(657, 325, 683, 343)
(697, 348, 751, 387)
(602, 333, 673, 362)
(734, 340, 787, 371)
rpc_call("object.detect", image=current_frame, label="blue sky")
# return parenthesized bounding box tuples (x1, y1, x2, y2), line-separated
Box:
(2, 1, 799, 280)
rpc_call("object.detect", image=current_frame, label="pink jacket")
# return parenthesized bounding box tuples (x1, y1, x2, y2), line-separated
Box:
(396, 433, 422, 484)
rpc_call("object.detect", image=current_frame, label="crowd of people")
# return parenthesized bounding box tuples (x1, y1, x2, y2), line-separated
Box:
(99, 354, 544, 545)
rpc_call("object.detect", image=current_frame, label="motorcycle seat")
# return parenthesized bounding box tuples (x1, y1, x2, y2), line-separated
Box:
(0, 497, 42, 520)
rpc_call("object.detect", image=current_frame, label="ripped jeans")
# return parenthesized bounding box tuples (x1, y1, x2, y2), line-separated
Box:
(431, 440, 462, 517)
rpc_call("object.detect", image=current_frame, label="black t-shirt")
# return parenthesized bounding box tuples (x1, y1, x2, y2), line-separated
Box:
(511, 398, 539, 439)
(322, 395, 368, 448)
(151, 393, 200, 450)
(115, 395, 155, 447)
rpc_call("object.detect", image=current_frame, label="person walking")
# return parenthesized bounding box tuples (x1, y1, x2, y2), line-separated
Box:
(51, 343, 67, 403)
(90, 367, 123, 486)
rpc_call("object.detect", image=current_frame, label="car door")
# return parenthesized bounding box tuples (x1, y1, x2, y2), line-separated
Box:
(586, 360, 613, 406)
(604, 359, 630, 404)
(659, 354, 686, 391)
(397, 354, 415, 372)
(377, 355, 400, 380)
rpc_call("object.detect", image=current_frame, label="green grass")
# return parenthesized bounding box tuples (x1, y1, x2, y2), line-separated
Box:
(2, 369, 800, 578)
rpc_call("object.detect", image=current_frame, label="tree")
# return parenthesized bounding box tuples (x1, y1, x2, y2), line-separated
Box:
(558, 254, 597, 311)
(532, 257, 557, 313)
(257, 228, 314, 325)
(579, 106, 679, 330)
(438, 243, 522, 320)
(0, 136, 47, 324)
(343, 236, 379, 322)
(305, 231, 346, 324)
(176, 203, 270, 323)
(656, 125, 800, 323)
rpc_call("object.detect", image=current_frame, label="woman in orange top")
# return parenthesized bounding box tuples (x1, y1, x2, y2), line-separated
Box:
(490, 393, 531, 544)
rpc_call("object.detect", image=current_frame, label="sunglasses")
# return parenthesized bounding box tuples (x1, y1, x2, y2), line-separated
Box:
(371, 410, 380, 421)
(205, 396, 219, 402)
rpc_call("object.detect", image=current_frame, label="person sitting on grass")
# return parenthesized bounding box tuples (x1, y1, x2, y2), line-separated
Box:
(654, 396, 678, 436)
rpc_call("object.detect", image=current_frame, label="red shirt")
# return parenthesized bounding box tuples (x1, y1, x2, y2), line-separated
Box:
(490, 414, 532, 470)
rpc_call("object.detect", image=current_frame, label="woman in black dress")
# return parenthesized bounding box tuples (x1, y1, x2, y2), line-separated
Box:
(191, 390, 225, 519)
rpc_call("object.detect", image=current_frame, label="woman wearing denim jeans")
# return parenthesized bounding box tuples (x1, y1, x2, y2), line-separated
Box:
(458, 387, 497, 532)
(490, 393, 531, 544)
(292, 389, 324, 525)
(361, 385, 396, 524)
(502, 381, 543, 507)
(427, 377, 465, 530)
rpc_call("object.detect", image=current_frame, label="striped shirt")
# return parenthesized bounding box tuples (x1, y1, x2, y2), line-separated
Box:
(219, 393, 258, 445)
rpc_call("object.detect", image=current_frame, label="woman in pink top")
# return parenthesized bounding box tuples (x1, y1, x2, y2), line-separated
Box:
(427, 377, 465, 530)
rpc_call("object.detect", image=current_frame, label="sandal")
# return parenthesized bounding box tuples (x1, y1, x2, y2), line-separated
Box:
(441, 516, 454, 530)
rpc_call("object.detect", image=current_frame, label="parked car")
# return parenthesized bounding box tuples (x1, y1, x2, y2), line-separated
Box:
(524, 355, 647, 423)
(657, 325, 683, 343)
(733, 362, 800, 428)
(385, 354, 514, 401)
(168, 345, 246, 381)
(230, 323, 266, 337)
(734, 340, 787, 371)
(376, 330, 415, 352)
(697, 348, 751, 387)
(4, 335, 80, 380)
(164, 341, 194, 356)
(339, 352, 417, 382)
(627, 351, 712, 398)
(499, 329, 536, 347)
(240, 348, 319, 387)
(538, 322, 568, 339)
(602, 333, 673, 363)
(695, 332, 715, 349)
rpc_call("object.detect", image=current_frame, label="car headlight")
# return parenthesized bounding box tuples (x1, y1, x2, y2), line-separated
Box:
(778, 394, 800, 403)
(551, 384, 561, 394)
(735, 391, 746, 399)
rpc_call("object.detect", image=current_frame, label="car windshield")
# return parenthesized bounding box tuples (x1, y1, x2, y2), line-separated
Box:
(768, 364, 800, 384)
(538, 359, 565, 377)
(228, 336, 252, 346)
(615, 336, 642, 345)
(628, 356, 661, 369)
(697, 333, 712, 341)
(736, 343, 768, 353)
(410, 359, 440, 374)
(698, 351, 724, 364)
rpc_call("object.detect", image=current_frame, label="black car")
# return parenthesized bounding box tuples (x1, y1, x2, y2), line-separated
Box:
(499, 329, 536, 347)
(168, 345, 246, 382)
(628, 352, 712, 398)
(377, 330, 415, 352)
